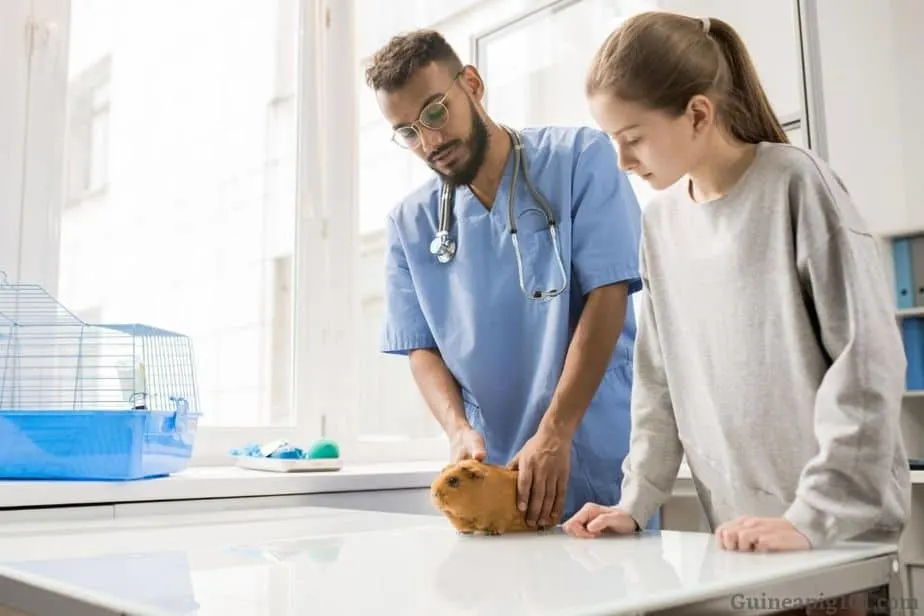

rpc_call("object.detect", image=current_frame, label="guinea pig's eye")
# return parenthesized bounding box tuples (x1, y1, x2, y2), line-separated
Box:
(447, 476, 459, 488)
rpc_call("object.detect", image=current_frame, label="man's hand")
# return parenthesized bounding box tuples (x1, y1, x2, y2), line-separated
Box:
(507, 428, 571, 528)
(449, 427, 487, 462)
(511, 283, 627, 529)
(715, 516, 811, 552)
(562, 503, 637, 538)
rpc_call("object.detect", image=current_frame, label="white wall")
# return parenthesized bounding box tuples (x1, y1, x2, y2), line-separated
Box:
(891, 0, 924, 227)
(815, 0, 924, 235)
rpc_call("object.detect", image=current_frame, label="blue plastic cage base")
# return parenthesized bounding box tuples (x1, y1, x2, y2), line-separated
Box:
(0, 409, 199, 481)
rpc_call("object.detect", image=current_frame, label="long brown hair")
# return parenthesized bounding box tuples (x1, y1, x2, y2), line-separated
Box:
(587, 11, 788, 144)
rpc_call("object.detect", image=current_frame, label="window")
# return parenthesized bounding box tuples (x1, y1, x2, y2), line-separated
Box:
(51, 0, 304, 460)
(64, 55, 110, 204)
(13, 0, 817, 466)
(476, 0, 809, 214)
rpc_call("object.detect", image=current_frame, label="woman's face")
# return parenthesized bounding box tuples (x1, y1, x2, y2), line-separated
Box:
(588, 92, 711, 191)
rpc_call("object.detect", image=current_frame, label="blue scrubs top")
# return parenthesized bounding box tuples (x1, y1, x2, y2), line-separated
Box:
(381, 126, 644, 521)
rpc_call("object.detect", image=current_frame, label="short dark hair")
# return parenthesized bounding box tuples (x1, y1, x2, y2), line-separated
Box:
(364, 29, 463, 92)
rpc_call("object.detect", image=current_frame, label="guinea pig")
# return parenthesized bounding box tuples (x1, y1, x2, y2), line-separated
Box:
(429, 459, 532, 535)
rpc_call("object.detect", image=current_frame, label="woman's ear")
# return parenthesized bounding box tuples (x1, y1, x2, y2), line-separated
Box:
(686, 94, 715, 136)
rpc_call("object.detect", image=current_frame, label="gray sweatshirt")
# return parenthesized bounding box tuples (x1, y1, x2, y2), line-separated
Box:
(618, 141, 912, 547)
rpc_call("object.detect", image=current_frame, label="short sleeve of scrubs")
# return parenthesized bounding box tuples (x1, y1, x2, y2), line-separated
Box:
(570, 131, 643, 295)
(379, 213, 437, 355)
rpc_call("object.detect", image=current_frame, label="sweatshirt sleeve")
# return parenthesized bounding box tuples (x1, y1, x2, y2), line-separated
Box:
(617, 234, 685, 529)
(782, 167, 908, 547)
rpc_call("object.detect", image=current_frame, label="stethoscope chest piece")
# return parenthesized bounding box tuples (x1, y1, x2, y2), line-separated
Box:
(429, 125, 568, 299)
(433, 181, 457, 264)
(430, 230, 456, 264)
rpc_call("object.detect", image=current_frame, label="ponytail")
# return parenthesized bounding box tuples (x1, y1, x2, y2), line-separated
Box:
(586, 12, 788, 145)
(706, 18, 788, 144)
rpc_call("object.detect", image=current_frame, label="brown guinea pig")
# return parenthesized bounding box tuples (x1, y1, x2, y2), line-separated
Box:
(429, 459, 532, 535)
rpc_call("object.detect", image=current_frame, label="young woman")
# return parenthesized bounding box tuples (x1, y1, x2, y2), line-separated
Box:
(561, 11, 911, 616)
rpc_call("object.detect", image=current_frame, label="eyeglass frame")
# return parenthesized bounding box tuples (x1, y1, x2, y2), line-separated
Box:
(390, 69, 466, 149)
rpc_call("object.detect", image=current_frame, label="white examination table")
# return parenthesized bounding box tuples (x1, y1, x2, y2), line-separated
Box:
(0, 505, 905, 615)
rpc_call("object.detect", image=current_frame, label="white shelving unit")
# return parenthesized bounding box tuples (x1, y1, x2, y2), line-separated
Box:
(877, 226, 924, 596)
(898, 307, 924, 320)
(897, 306, 924, 404)
(883, 229, 924, 411)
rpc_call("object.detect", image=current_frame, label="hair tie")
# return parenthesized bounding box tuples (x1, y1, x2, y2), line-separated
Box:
(700, 17, 711, 34)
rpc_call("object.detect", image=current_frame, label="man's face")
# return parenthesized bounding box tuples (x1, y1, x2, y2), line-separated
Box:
(376, 63, 489, 185)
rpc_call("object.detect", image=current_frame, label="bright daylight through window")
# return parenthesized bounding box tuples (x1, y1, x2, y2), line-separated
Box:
(51, 0, 808, 464)
(58, 1, 302, 457)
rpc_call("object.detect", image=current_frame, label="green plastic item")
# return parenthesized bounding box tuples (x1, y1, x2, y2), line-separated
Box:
(307, 439, 340, 459)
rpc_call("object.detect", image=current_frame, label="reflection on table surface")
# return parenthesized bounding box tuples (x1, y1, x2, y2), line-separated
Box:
(0, 506, 897, 616)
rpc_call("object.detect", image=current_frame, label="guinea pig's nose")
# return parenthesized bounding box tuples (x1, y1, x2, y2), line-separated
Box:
(448, 476, 459, 488)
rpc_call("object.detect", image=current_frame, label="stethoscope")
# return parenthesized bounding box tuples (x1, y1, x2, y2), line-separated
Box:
(429, 125, 569, 300)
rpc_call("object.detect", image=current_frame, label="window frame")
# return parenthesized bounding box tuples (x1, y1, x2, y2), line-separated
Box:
(12, 0, 820, 467)
(472, 0, 819, 153)
(12, 0, 337, 465)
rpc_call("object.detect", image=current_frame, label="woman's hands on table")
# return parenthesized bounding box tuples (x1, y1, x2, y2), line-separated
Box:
(563, 505, 811, 553)
(715, 516, 811, 552)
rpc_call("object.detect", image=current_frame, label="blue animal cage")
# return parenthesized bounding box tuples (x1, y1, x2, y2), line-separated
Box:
(0, 271, 201, 480)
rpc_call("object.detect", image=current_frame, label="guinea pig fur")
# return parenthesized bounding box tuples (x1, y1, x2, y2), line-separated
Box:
(430, 459, 532, 535)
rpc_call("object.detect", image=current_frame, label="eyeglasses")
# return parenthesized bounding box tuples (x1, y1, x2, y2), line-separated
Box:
(391, 71, 463, 149)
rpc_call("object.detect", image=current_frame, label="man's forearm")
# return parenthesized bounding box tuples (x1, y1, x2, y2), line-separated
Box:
(540, 283, 629, 437)
(408, 348, 471, 436)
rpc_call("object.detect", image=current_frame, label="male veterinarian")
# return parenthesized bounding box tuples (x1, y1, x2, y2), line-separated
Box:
(366, 29, 649, 529)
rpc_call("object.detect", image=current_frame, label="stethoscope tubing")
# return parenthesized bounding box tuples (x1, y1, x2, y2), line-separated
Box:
(429, 125, 568, 299)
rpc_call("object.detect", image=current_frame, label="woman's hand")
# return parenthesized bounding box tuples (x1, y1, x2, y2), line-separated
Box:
(715, 516, 811, 552)
(562, 503, 638, 538)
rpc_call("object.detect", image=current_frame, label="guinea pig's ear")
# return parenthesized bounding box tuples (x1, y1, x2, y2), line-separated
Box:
(459, 462, 485, 481)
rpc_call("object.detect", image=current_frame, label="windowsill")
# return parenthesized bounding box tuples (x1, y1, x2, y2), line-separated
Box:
(0, 461, 697, 510)
(0, 461, 448, 510)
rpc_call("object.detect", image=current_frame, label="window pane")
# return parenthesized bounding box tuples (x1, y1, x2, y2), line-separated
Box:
(480, 0, 661, 215)
(57, 0, 300, 427)
(787, 125, 806, 149)
(478, 0, 805, 211)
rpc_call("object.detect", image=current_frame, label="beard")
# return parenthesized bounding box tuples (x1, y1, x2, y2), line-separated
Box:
(427, 100, 489, 186)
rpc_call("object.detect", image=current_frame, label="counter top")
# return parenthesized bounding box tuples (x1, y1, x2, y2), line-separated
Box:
(2, 460, 912, 512)
(0, 461, 699, 510)
(0, 505, 897, 616)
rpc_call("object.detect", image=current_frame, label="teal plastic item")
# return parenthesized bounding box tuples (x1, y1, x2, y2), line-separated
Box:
(308, 439, 340, 459)
(231, 438, 340, 461)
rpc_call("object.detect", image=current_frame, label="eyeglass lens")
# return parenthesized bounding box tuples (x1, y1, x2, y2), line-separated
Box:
(394, 101, 449, 148)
